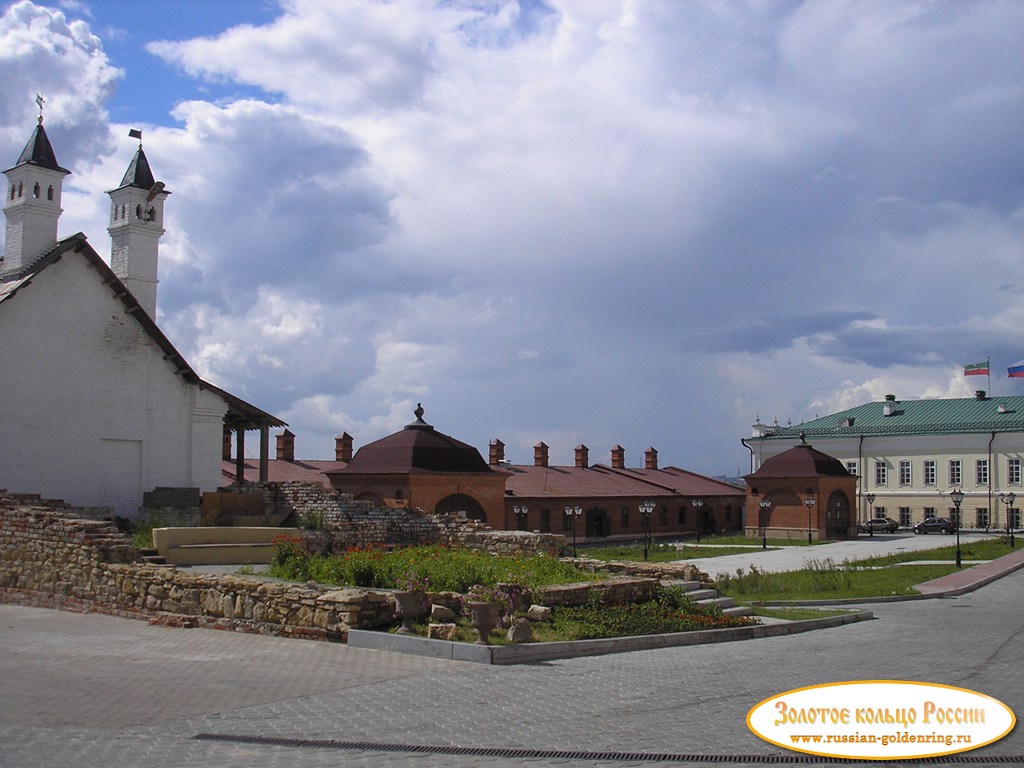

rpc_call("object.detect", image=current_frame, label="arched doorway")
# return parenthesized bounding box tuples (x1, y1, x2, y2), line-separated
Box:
(826, 491, 852, 537)
(434, 493, 486, 521)
(586, 508, 609, 538)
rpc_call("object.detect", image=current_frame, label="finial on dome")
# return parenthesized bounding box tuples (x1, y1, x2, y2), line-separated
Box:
(414, 402, 424, 420)
(35, 93, 45, 125)
(800, 431, 808, 444)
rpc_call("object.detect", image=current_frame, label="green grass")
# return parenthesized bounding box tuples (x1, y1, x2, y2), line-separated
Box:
(716, 558, 959, 602)
(855, 537, 1014, 566)
(266, 542, 601, 592)
(583, 543, 764, 562)
(751, 606, 859, 621)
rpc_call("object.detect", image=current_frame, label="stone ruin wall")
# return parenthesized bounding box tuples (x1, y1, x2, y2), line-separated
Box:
(0, 490, 702, 643)
(265, 481, 567, 558)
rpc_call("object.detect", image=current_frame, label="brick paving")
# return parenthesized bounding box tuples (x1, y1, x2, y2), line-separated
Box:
(3, 555, 1024, 768)
(3, 535, 1022, 767)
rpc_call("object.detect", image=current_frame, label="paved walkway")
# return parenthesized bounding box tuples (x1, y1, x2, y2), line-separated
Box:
(683, 531, 1009, 581)
(3, 564, 1024, 767)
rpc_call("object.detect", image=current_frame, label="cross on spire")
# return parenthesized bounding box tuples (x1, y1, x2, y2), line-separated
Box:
(35, 93, 45, 124)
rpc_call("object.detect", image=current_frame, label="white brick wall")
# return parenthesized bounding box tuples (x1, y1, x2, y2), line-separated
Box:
(0, 252, 227, 517)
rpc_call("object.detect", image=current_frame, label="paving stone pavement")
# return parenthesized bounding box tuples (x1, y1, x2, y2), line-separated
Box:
(3, 559, 1024, 768)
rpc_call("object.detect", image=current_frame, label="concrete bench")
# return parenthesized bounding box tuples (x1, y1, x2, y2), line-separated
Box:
(152, 527, 301, 566)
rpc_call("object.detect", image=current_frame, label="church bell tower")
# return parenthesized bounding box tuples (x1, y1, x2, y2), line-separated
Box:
(107, 130, 169, 319)
(2, 97, 70, 278)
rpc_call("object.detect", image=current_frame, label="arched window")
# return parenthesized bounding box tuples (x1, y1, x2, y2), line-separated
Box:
(434, 493, 486, 521)
(135, 204, 143, 219)
(47, 185, 54, 201)
(32, 182, 40, 198)
(394, 489, 404, 501)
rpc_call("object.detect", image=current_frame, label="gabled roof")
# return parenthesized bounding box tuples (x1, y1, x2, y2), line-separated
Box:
(747, 441, 852, 479)
(5, 122, 70, 175)
(0, 232, 284, 431)
(502, 463, 744, 500)
(335, 406, 494, 475)
(221, 459, 347, 487)
(754, 394, 1024, 440)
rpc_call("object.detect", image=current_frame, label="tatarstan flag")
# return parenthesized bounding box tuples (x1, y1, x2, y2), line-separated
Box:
(964, 361, 989, 376)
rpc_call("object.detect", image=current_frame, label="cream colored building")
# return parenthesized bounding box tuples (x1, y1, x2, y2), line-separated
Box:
(743, 392, 1024, 532)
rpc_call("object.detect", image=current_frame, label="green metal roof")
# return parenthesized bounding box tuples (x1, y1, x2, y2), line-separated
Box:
(755, 394, 1024, 440)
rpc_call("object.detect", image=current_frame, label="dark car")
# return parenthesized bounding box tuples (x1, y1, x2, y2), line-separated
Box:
(858, 517, 900, 534)
(913, 517, 955, 534)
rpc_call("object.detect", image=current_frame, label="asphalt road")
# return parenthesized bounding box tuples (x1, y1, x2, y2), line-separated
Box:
(2, 553, 1023, 768)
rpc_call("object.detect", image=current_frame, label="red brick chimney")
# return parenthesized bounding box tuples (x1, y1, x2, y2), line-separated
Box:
(645, 447, 658, 470)
(534, 441, 549, 468)
(489, 439, 505, 466)
(575, 444, 589, 469)
(276, 429, 295, 462)
(610, 444, 625, 469)
(335, 432, 353, 463)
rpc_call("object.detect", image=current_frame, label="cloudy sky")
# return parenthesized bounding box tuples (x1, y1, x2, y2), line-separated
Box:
(2, 0, 1022, 476)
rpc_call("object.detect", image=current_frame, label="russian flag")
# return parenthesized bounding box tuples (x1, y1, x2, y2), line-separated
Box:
(1009, 361, 1024, 378)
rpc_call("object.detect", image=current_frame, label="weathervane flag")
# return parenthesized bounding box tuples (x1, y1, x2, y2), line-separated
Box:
(964, 360, 990, 376)
(1008, 361, 1024, 379)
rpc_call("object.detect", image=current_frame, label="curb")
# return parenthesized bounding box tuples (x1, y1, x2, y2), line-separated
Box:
(347, 609, 874, 665)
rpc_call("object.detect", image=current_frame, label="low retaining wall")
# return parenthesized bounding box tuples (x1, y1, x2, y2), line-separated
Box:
(0, 494, 698, 644)
(0, 497, 394, 640)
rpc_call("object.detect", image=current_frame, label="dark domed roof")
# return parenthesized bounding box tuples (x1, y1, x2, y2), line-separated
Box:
(748, 437, 850, 479)
(339, 405, 493, 474)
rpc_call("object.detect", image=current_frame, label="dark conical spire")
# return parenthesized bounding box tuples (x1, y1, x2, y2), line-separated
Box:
(11, 122, 70, 175)
(118, 147, 157, 190)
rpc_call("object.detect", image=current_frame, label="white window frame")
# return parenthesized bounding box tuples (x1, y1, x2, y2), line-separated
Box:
(923, 459, 936, 486)
(899, 460, 912, 487)
(846, 460, 858, 477)
(1008, 458, 1021, 486)
(976, 459, 989, 487)
(874, 460, 887, 487)
(949, 459, 962, 487)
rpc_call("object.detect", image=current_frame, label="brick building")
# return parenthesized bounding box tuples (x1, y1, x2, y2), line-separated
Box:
(327, 405, 508, 525)
(744, 436, 857, 541)
(490, 440, 745, 541)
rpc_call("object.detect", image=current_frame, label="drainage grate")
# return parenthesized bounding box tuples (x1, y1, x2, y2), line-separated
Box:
(193, 734, 1024, 764)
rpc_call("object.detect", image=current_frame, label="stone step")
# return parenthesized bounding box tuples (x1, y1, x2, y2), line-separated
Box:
(687, 588, 719, 601)
(660, 579, 702, 591)
(722, 605, 753, 618)
(697, 596, 736, 610)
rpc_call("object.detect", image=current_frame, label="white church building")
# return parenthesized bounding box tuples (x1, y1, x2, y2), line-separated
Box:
(0, 115, 282, 517)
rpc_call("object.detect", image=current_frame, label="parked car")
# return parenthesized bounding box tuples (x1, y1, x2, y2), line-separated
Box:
(858, 517, 900, 534)
(913, 517, 955, 534)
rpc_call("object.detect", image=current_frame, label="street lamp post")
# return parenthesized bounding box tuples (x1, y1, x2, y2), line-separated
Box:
(865, 493, 876, 538)
(691, 498, 704, 543)
(950, 488, 964, 568)
(513, 505, 529, 532)
(758, 499, 772, 550)
(565, 505, 583, 558)
(998, 492, 1016, 549)
(639, 501, 655, 561)
(804, 493, 816, 545)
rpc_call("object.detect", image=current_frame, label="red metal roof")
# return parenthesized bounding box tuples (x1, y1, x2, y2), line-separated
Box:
(747, 442, 850, 479)
(502, 463, 743, 500)
(221, 459, 347, 487)
(336, 408, 494, 475)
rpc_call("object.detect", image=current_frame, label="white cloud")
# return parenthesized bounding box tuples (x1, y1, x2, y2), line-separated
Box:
(2, 0, 1023, 473)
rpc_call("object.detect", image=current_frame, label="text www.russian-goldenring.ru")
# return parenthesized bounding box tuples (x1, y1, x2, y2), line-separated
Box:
(790, 732, 972, 748)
